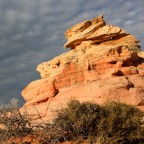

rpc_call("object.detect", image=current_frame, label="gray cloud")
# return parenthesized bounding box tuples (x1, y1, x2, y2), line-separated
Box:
(0, 0, 144, 105)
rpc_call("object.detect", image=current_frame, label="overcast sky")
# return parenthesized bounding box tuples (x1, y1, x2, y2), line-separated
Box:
(0, 0, 144, 105)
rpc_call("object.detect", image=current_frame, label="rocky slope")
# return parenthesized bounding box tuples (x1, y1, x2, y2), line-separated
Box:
(21, 15, 144, 123)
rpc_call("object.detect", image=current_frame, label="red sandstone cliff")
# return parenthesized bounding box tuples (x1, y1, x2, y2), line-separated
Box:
(21, 15, 144, 123)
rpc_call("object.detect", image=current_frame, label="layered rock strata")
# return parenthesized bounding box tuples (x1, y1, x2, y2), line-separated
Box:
(21, 15, 144, 123)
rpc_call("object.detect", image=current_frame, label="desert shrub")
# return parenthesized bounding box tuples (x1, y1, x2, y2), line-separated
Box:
(44, 100, 144, 144)
(0, 99, 144, 144)
(0, 99, 33, 143)
(97, 102, 144, 144)
(45, 100, 104, 143)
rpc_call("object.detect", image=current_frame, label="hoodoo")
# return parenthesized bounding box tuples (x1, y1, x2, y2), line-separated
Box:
(21, 15, 144, 123)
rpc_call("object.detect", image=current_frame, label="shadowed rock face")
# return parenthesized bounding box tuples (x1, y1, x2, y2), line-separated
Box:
(21, 15, 144, 123)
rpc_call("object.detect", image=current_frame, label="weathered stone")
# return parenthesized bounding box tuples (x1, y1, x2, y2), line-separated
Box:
(21, 15, 144, 123)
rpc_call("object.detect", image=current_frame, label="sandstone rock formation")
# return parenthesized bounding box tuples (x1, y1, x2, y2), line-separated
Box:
(21, 15, 144, 123)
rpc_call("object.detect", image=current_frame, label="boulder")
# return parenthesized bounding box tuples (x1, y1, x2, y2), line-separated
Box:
(21, 15, 144, 123)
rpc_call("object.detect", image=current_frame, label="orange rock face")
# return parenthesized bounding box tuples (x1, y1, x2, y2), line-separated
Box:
(21, 15, 144, 123)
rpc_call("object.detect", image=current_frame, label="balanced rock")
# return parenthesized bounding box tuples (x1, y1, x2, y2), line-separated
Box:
(21, 15, 144, 123)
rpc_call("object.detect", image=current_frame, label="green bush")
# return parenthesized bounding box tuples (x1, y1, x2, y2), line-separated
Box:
(53, 100, 104, 142)
(97, 102, 144, 144)
(50, 100, 144, 144)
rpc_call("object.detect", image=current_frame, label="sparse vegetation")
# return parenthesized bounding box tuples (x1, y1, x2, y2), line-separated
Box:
(0, 99, 33, 143)
(0, 99, 144, 144)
